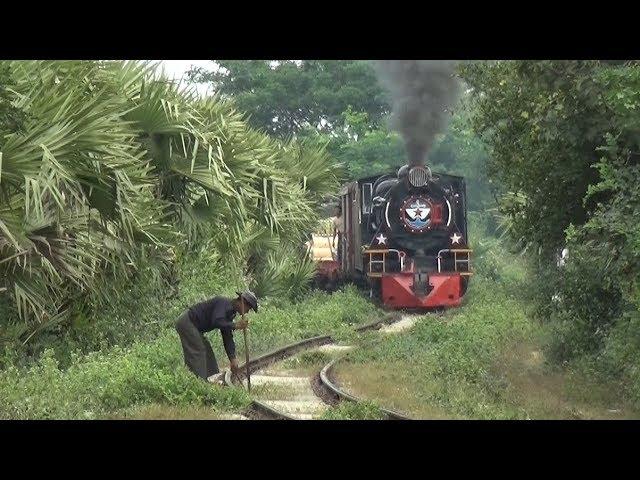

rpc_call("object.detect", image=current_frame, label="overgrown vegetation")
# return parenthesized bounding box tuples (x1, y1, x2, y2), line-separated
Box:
(0, 328, 251, 420)
(4, 59, 640, 419)
(460, 60, 640, 404)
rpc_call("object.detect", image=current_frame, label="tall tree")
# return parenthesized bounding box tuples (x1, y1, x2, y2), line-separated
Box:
(189, 60, 493, 204)
(188, 60, 391, 138)
(460, 61, 609, 255)
(428, 99, 493, 212)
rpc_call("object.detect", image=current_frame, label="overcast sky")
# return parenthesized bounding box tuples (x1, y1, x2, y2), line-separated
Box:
(155, 60, 219, 96)
(154, 60, 297, 97)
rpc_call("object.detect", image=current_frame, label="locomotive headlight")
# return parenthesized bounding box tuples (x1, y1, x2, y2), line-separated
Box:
(408, 166, 431, 188)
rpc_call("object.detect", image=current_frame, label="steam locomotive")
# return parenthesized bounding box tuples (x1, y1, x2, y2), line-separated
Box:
(334, 164, 472, 309)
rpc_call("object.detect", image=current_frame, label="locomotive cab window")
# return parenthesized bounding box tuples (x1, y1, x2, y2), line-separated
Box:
(362, 183, 373, 214)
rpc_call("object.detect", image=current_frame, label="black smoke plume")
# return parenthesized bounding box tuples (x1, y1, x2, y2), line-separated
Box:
(375, 61, 461, 166)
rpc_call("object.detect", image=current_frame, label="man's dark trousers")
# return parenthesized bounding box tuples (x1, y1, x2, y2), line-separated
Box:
(175, 311, 219, 379)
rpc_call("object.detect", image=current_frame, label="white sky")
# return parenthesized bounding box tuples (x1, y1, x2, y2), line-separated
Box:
(154, 60, 220, 96)
(153, 60, 301, 97)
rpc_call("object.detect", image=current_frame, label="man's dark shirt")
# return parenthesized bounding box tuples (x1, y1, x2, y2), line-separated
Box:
(188, 297, 237, 358)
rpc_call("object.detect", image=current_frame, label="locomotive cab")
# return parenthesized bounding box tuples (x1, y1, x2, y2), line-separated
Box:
(338, 164, 472, 309)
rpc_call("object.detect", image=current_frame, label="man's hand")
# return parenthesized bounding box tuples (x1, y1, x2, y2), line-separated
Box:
(230, 358, 241, 378)
(235, 318, 249, 330)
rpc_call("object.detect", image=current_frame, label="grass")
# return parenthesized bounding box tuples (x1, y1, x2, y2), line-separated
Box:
(0, 327, 255, 420)
(240, 286, 381, 356)
(320, 400, 386, 420)
(336, 362, 455, 419)
(279, 349, 334, 375)
(105, 404, 241, 420)
(0, 252, 241, 370)
(8, 210, 630, 420)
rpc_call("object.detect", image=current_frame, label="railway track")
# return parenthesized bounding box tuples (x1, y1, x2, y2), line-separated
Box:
(223, 313, 415, 420)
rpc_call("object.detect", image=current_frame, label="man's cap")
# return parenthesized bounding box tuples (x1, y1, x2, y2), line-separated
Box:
(236, 290, 258, 313)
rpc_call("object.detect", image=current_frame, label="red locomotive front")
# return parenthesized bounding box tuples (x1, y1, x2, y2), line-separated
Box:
(337, 164, 472, 309)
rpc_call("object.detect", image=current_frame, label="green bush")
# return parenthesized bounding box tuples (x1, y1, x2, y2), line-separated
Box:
(0, 330, 250, 419)
(1, 248, 240, 370)
(0, 60, 341, 348)
(556, 285, 640, 408)
(461, 60, 640, 410)
(531, 245, 624, 364)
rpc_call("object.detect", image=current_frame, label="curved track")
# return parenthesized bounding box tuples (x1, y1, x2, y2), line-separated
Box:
(223, 313, 415, 420)
(319, 358, 411, 420)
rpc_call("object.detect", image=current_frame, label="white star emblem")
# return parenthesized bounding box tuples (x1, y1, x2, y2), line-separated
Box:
(376, 234, 387, 245)
(450, 233, 462, 244)
(405, 200, 430, 221)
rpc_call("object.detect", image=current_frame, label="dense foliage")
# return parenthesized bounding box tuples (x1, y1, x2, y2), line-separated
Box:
(0, 61, 341, 346)
(461, 60, 640, 397)
(6, 59, 639, 419)
(338, 214, 637, 418)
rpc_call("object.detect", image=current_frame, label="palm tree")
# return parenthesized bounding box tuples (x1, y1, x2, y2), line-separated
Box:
(0, 60, 342, 343)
